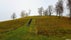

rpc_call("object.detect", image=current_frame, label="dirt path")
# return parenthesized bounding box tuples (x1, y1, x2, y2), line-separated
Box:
(27, 18, 32, 26)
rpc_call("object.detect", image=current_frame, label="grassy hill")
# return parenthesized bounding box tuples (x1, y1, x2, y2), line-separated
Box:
(0, 16, 71, 40)
(0, 17, 29, 33)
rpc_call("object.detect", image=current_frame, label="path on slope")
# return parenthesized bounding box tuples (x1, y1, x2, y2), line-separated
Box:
(27, 18, 32, 26)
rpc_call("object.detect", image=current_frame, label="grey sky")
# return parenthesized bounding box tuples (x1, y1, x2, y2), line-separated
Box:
(0, 0, 59, 21)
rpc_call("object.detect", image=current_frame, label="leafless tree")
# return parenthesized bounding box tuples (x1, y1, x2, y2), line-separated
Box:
(55, 0, 63, 17)
(21, 11, 26, 17)
(28, 9, 31, 15)
(38, 7, 44, 16)
(25, 12, 29, 16)
(67, 0, 71, 18)
(43, 9, 48, 16)
(11, 13, 16, 19)
(48, 5, 53, 16)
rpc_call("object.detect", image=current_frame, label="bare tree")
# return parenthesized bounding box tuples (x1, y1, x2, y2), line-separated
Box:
(28, 9, 31, 15)
(43, 9, 48, 16)
(38, 7, 44, 16)
(21, 11, 25, 17)
(25, 12, 29, 16)
(55, 2, 59, 16)
(67, 0, 71, 19)
(11, 13, 16, 19)
(55, 0, 63, 17)
(48, 5, 53, 16)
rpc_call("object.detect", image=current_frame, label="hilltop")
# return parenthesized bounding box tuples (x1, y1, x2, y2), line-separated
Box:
(0, 16, 71, 40)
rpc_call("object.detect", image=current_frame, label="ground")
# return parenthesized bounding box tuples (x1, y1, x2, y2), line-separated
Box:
(0, 16, 71, 40)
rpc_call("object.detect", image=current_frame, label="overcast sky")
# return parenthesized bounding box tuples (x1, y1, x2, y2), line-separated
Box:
(0, 0, 66, 21)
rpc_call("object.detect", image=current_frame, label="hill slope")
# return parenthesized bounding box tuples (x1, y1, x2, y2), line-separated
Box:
(0, 17, 29, 33)
(0, 16, 71, 40)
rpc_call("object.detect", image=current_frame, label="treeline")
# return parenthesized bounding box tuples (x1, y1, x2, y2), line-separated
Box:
(11, 10, 31, 19)
(11, 0, 71, 19)
(38, 0, 69, 17)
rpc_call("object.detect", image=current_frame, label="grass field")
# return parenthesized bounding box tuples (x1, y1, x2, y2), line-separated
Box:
(0, 16, 71, 40)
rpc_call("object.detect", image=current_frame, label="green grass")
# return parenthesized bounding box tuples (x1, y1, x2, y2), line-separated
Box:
(0, 16, 71, 40)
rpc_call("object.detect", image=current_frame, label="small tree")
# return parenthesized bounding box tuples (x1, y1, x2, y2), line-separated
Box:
(21, 11, 25, 17)
(28, 9, 31, 15)
(48, 5, 53, 16)
(55, 3, 59, 16)
(25, 12, 29, 16)
(38, 7, 44, 16)
(43, 9, 48, 16)
(67, 0, 71, 19)
(55, 0, 63, 17)
(11, 13, 16, 20)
